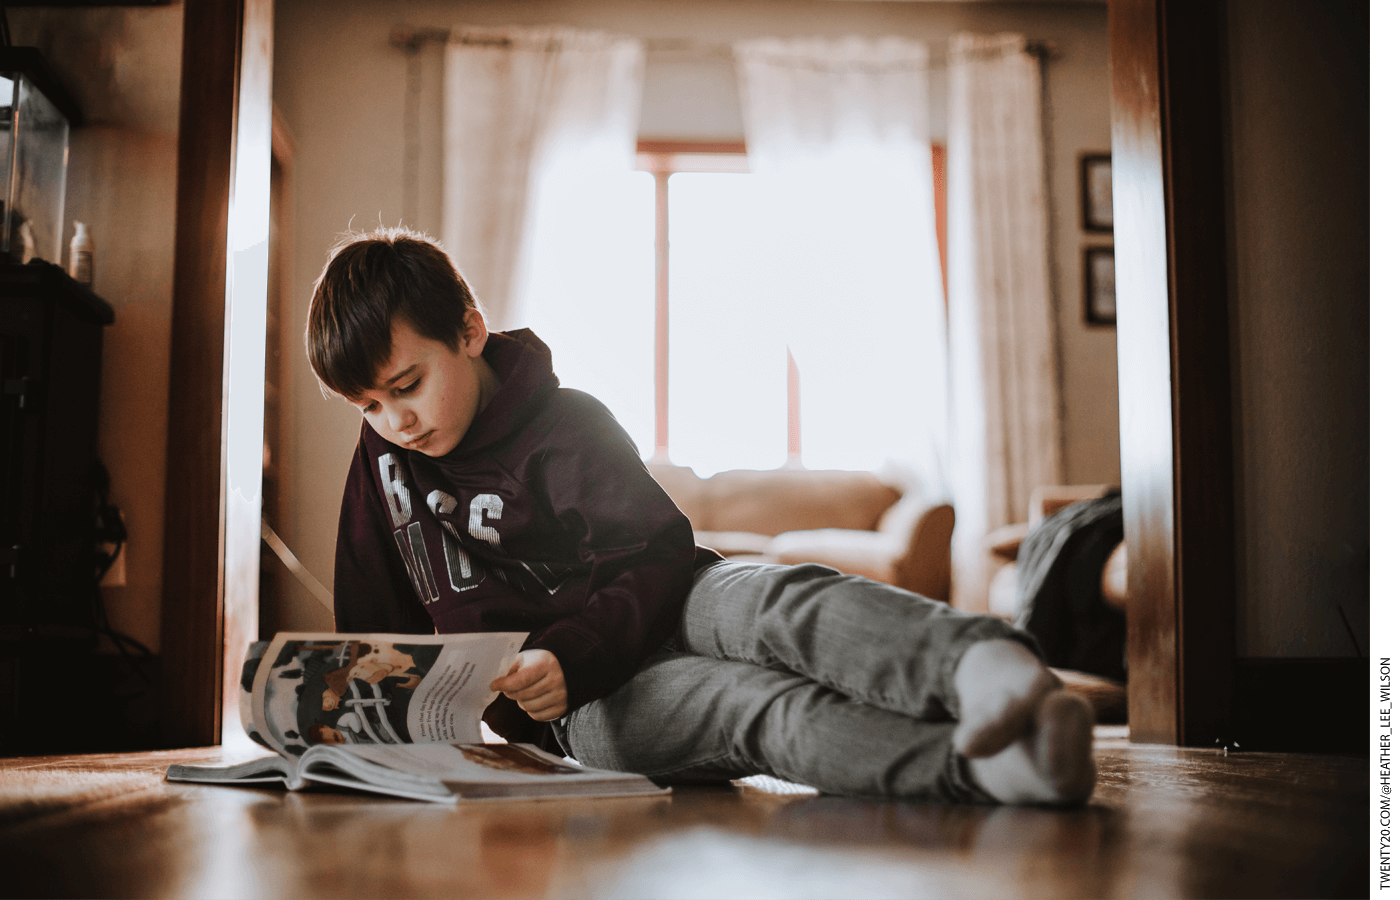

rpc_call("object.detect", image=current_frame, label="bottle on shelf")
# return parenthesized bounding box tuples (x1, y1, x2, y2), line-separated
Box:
(69, 220, 92, 285)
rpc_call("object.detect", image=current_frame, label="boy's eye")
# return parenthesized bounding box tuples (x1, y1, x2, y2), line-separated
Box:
(396, 379, 420, 395)
(360, 401, 379, 415)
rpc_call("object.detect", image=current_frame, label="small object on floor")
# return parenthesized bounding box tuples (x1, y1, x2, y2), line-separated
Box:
(1213, 737, 1242, 757)
(734, 775, 819, 796)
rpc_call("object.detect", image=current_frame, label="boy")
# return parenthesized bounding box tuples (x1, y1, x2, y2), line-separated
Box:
(307, 226, 1096, 805)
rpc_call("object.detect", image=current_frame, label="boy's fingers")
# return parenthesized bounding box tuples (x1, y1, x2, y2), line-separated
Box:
(489, 651, 566, 717)
(519, 693, 566, 721)
(509, 676, 563, 703)
(500, 667, 557, 698)
(492, 664, 550, 694)
(517, 691, 557, 712)
(489, 658, 535, 692)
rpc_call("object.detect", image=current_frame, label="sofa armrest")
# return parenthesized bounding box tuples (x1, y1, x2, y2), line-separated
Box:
(888, 503, 956, 601)
(1028, 484, 1114, 525)
(983, 521, 1030, 563)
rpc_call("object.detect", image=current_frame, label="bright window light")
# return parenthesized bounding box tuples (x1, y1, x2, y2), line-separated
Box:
(669, 171, 789, 476)
(521, 141, 945, 486)
(519, 165, 656, 460)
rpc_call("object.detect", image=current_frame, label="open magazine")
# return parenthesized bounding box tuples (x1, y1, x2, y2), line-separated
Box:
(165, 632, 669, 803)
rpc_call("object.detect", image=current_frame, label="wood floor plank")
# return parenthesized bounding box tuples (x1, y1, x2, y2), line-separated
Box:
(0, 731, 1366, 899)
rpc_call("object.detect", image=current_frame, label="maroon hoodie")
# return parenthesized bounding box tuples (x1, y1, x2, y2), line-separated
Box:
(333, 329, 720, 744)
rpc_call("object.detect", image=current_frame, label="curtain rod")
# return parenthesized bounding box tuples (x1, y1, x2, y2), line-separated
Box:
(388, 26, 1054, 64)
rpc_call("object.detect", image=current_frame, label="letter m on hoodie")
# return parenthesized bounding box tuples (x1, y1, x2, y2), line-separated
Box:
(379, 452, 440, 604)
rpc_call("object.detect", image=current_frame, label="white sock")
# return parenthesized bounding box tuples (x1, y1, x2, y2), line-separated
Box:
(953, 639, 1097, 805)
(953, 638, 1062, 758)
(967, 689, 1097, 806)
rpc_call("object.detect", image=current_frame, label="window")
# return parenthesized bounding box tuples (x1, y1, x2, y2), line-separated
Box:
(637, 142, 804, 475)
(521, 140, 948, 481)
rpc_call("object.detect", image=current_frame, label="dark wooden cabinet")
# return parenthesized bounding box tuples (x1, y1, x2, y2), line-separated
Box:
(0, 261, 115, 753)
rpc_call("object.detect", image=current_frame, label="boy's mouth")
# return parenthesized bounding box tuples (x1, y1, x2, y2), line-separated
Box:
(404, 431, 434, 450)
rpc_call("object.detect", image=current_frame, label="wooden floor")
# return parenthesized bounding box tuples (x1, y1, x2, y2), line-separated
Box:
(0, 727, 1366, 899)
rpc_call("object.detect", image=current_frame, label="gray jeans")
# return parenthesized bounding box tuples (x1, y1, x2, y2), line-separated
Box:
(553, 561, 1038, 801)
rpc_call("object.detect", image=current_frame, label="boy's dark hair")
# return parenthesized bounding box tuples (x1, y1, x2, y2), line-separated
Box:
(306, 226, 482, 399)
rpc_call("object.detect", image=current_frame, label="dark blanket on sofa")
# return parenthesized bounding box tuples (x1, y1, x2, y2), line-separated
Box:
(1014, 491, 1126, 682)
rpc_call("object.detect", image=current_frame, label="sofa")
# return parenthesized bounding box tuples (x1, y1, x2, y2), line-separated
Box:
(648, 463, 955, 601)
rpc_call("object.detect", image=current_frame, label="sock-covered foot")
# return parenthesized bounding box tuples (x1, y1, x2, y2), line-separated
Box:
(952, 638, 1062, 758)
(967, 688, 1097, 806)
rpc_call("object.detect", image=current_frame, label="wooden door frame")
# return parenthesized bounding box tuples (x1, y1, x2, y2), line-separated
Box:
(1109, 0, 1236, 746)
(160, 0, 273, 748)
(156, 0, 1235, 749)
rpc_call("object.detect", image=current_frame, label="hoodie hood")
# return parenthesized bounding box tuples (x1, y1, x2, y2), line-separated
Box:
(444, 328, 559, 458)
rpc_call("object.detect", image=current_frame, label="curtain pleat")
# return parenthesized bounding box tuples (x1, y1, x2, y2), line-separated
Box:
(442, 26, 643, 329)
(947, 33, 1063, 612)
(729, 36, 948, 486)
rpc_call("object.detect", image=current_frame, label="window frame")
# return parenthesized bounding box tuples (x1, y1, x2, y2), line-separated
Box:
(634, 141, 749, 464)
(632, 140, 948, 469)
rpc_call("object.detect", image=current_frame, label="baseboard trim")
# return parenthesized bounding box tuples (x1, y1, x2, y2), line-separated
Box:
(1229, 657, 1366, 754)
(1, 646, 162, 756)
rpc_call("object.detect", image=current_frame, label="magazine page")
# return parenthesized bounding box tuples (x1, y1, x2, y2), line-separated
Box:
(241, 632, 527, 758)
(311, 743, 670, 800)
(332, 743, 605, 784)
(165, 755, 298, 787)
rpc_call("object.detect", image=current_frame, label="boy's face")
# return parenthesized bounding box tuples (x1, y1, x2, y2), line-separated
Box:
(345, 309, 498, 457)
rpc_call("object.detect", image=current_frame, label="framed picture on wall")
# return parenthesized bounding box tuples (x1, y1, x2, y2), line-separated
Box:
(1081, 154, 1113, 232)
(1085, 246, 1116, 325)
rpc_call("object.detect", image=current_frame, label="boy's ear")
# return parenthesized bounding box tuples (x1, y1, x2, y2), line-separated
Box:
(462, 308, 489, 357)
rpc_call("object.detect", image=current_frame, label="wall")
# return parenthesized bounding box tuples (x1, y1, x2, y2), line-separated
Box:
(9, 6, 184, 653)
(271, 0, 1115, 631)
(1222, 0, 1367, 657)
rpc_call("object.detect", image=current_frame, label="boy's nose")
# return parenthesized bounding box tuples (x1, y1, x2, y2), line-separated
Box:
(387, 406, 416, 433)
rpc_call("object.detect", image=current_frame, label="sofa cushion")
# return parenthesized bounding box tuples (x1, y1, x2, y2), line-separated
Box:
(692, 530, 774, 558)
(703, 468, 900, 536)
(647, 463, 902, 536)
(768, 528, 900, 584)
(647, 462, 953, 600)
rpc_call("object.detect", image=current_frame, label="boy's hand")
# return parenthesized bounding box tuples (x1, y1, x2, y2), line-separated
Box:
(489, 649, 568, 722)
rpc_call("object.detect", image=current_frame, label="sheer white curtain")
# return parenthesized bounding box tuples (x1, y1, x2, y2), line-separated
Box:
(441, 27, 645, 326)
(441, 26, 652, 447)
(726, 37, 947, 486)
(946, 33, 1063, 611)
